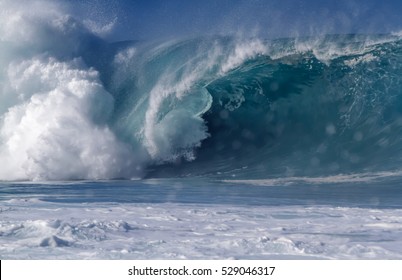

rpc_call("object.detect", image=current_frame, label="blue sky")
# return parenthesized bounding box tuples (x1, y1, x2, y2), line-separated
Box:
(69, 0, 402, 41)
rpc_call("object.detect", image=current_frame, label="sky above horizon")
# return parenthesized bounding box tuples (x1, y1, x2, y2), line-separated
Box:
(68, 0, 402, 41)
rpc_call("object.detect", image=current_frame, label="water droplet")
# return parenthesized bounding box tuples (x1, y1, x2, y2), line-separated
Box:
(353, 131, 363, 141)
(325, 124, 336, 135)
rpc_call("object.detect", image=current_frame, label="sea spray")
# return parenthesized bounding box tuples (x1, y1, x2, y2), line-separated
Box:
(1, 1, 402, 180)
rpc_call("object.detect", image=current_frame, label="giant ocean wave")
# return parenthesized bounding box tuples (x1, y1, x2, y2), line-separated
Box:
(1, 1, 402, 181)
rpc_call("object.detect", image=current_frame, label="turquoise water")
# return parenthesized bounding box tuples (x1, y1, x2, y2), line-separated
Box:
(1, 178, 402, 259)
(2, 33, 402, 180)
(1, 1, 402, 260)
(1, 178, 402, 208)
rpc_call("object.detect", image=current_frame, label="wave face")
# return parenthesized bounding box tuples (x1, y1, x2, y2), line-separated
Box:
(145, 35, 402, 179)
(1, 2, 402, 180)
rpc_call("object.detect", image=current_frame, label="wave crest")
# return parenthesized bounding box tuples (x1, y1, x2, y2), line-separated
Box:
(2, 0, 402, 180)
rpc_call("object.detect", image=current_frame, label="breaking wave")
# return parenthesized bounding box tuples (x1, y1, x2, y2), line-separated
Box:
(1, 0, 402, 180)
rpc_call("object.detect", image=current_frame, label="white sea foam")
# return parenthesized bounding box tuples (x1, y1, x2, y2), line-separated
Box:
(224, 170, 402, 186)
(290, 35, 397, 63)
(0, 0, 145, 180)
(142, 43, 221, 162)
(0, 57, 140, 180)
(1, 200, 401, 259)
(220, 39, 267, 74)
(343, 53, 379, 67)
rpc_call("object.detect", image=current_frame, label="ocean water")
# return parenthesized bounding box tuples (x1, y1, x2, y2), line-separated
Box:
(1, 178, 402, 259)
(1, 0, 402, 259)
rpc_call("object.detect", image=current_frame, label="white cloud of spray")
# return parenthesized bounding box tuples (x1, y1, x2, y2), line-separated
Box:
(0, 0, 142, 180)
(0, 57, 139, 181)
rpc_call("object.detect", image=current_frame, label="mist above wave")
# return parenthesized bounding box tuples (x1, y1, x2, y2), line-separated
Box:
(0, 0, 144, 180)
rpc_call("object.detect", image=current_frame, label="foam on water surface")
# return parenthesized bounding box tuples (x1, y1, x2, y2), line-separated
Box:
(1, 179, 402, 259)
(1, 198, 402, 259)
(1, 0, 402, 260)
